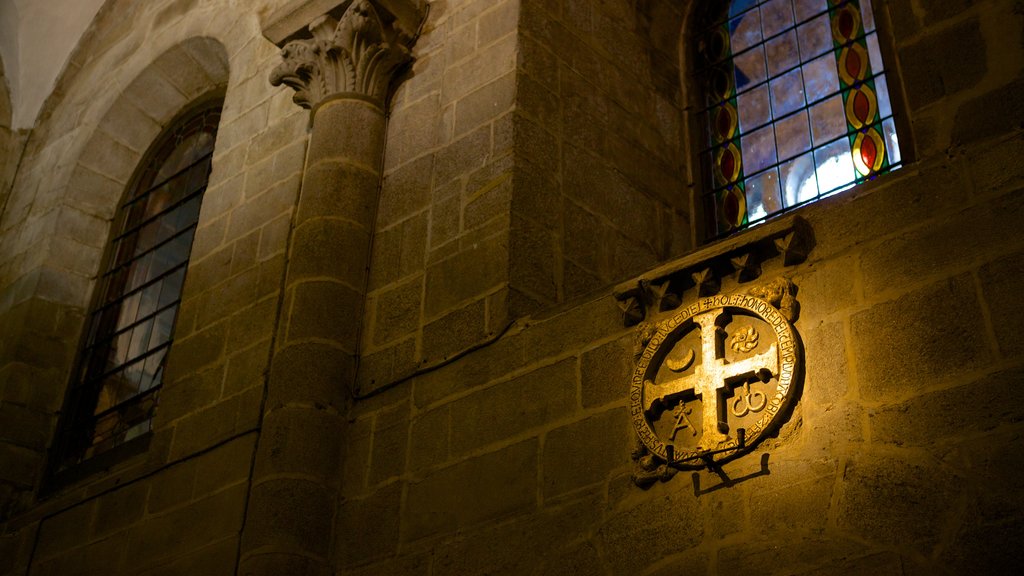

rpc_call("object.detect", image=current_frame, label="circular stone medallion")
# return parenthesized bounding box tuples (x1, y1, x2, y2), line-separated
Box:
(630, 293, 801, 468)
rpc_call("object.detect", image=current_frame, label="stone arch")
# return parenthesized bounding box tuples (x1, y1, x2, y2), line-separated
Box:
(0, 36, 230, 504)
(63, 36, 229, 224)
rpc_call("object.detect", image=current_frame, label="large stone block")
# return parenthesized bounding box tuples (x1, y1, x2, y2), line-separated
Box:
(306, 100, 385, 171)
(850, 274, 991, 402)
(379, 155, 433, 227)
(509, 214, 558, 305)
(254, 408, 343, 483)
(368, 212, 428, 290)
(295, 162, 379, 227)
(283, 280, 362, 349)
(288, 219, 371, 288)
(454, 72, 516, 138)
(240, 478, 334, 559)
(125, 482, 247, 572)
(34, 500, 97, 560)
(92, 480, 149, 539)
(432, 124, 491, 187)
(336, 483, 402, 568)
(265, 343, 353, 413)
(860, 187, 1024, 296)
(371, 276, 423, 346)
(952, 77, 1024, 148)
(870, 368, 1024, 447)
(898, 17, 986, 111)
(441, 33, 517, 104)
(33, 533, 128, 576)
(369, 403, 410, 485)
(412, 329, 528, 408)
(448, 358, 576, 456)
(423, 232, 508, 318)
(147, 460, 196, 514)
(597, 481, 703, 575)
(134, 536, 237, 576)
(353, 338, 418, 395)
(167, 394, 239, 459)
(580, 335, 633, 408)
(542, 407, 631, 498)
(432, 493, 602, 576)
(0, 403, 52, 451)
(408, 405, 449, 473)
(403, 439, 537, 540)
(718, 538, 884, 576)
(835, 452, 960, 548)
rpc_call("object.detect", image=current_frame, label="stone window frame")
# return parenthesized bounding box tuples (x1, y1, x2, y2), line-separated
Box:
(41, 37, 231, 490)
(49, 95, 225, 478)
(683, 0, 914, 243)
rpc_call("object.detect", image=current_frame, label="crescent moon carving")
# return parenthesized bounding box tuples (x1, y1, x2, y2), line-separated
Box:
(666, 348, 695, 373)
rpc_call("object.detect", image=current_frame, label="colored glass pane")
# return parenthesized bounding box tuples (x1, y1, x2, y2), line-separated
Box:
(699, 0, 902, 239)
(54, 103, 222, 471)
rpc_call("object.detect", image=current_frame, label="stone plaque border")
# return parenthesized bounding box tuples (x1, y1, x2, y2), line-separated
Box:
(630, 292, 801, 469)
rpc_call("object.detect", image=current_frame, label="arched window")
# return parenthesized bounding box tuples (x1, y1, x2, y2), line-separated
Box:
(53, 101, 222, 471)
(698, 0, 902, 239)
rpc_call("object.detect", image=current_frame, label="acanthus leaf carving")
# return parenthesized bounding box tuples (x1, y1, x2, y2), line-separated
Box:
(270, 0, 413, 108)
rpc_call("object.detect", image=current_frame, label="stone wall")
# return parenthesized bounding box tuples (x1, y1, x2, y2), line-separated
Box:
(358, 0, 692, 394)
(334, 0, 1024, 574)
(0, 0, 1021, 574)
(0, 0, 303, 572)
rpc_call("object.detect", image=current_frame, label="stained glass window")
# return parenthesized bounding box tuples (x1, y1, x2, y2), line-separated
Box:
(53, 103, 222, 471)
(698, 0, 902, 239)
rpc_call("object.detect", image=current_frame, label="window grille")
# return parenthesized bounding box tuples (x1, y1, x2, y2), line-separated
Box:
(698, 0, 902, 239)
(54, 104, 221, 471)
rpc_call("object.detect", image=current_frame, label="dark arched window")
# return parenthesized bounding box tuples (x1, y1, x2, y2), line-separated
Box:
(698, 0, 902, 239)
(53, 101, 222, 471)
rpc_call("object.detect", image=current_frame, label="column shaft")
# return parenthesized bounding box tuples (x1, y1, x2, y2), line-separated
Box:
(239, 97, 386, 576)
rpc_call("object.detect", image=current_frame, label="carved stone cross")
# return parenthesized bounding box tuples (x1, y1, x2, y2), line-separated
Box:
(643, 309, 778, 450)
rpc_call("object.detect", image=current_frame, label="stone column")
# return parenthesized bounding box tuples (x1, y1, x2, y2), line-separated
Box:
(240, 2, 421, 574)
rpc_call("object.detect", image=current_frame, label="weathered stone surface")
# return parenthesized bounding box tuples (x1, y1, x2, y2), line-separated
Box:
(369, 403, 410, 485)
(597, 483, 703, 575)
(255, 408, 343, 482)
(407, 405, 449, 473)
(241, 479, 333, 558)
(35, 500, 96, 560)
(850, 275, 991, 402)
(859, 187, 1024, 296)
(542, 407, 631, 498)
(835, 452, 961, 547)
(265, 343, 353, 413)
(92, 481, 148, 538)
(125, 483, 247, 571)
(899, 17, 987, 110)
(580, 335, 632, 408)
(424, 231, 508, 318)
(718, 538, 877, 576)
(422, 298, 488, 362)
(337, 483, 402, 568)
(979, 248, 1024, 359)
(433, 494, 601, 576)
(871, 368, 1024, 447)
(449, 358, 576, 456)
(412, 329, 528, 408)
(404, 439, 537, 541)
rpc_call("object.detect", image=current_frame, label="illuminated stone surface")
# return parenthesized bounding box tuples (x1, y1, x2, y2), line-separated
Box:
(0, 1, 1022, 575)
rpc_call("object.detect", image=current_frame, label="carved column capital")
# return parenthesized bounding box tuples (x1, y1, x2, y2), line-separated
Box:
(268, 0, 421, 108)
